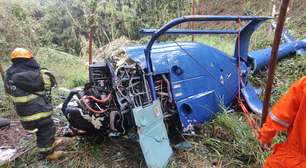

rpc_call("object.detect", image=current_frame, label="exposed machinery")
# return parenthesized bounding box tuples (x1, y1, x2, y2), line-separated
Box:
(62, 16, 306, 167)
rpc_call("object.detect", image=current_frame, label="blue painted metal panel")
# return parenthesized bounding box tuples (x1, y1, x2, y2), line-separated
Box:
(233, 19, 268, 61)
(248, 40, 306, 71)
(124, 43, 181, 74)
(126, 15, 305, 131)
(124, 42, 239, 102)
(132, 100, 173, 168)
(140, 28, 239, 35)
(142, 15, 271, 100)
(171, 76, 233, 104)
(176, 91, 220, 128)
(125, 42, 239, 128)
(272, 21, 306, 55)
(241, 82, 263, 115)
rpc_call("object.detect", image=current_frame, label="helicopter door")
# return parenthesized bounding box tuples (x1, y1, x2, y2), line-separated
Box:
(132, 100, 173, 168)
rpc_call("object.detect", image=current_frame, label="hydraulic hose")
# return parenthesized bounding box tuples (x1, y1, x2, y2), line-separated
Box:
(85, 93, 112, 103)
(81, 96, 108, 114)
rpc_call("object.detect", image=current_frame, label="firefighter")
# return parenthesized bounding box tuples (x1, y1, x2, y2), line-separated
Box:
(4, 48, 63, 160)
(258, 76, 306, 168)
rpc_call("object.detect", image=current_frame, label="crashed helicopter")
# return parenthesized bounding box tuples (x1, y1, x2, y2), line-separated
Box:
(61, 15, 306, 167)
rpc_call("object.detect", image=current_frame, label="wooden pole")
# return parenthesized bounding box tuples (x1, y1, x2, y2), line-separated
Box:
(0, 61, 10, 125)
(0, 63, 5, 83)
(88, 0, 97, 65)
(200, 2, 205, 29)
(191, 0, 195, 41)
(88, 27, 94, 65)
(201, 2, 205, 15)
(261, 0, 291, 126)
(0, 62, 8, 95)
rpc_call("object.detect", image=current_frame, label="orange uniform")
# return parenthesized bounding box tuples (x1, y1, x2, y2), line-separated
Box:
(259, 76, 306, 168)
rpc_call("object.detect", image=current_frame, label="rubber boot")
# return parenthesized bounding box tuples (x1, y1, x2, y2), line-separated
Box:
(0, 117, 10, 128)
(55, 137, 74, 147)
(46, 151, 64, 160)
(53, 138, 64, 148)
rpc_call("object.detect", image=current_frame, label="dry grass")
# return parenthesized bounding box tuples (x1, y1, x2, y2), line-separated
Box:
(2, 40, 305, 168)
(1, 4, 305, 165)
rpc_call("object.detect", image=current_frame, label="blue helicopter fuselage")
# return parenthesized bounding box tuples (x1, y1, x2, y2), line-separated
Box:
(124, 42, 240, 128)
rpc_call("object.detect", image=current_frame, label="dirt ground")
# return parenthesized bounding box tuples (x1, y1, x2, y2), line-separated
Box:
(0, 119, 31, 149)
(0, 119, 34, 166)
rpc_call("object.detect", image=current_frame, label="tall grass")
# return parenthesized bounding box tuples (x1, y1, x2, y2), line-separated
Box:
(0, 83, 14, 118)
(36, 48, 88, 89)
(178, 35, 236, 56)
(166, 109, 269, 167)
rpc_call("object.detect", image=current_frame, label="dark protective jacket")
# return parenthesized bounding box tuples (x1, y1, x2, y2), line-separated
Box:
(5, 58, 53, 123)
(62, 90, 101, 134)
(5, 58, 57, 154)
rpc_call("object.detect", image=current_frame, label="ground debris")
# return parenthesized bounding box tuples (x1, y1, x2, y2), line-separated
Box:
(0, 148, 16, 166)
(95, 36, 135, 61)
(0, 120, 30, 149)
(0, 119, 34, 166)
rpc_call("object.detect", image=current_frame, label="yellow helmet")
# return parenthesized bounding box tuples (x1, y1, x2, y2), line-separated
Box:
(11, 48, 33, 60)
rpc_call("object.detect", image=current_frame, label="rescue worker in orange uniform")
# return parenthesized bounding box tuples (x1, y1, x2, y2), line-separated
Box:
(258, 76, 306, 168)
(4, 48, 64, 160)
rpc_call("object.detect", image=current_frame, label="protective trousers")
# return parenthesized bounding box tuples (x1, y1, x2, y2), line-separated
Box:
(21, 117, 56, 154)
(264, 144, 306, 168)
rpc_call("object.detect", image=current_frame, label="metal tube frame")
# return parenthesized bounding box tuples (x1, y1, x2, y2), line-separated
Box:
(144, 15, 271, 100)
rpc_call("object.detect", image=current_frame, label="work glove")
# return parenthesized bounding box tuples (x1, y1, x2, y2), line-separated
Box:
(257, 129, 272, 151)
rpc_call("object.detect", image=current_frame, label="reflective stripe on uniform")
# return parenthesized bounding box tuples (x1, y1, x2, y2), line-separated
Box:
(20, 111, 53, 122)
(41, 69, 52, 88)
(269, 111, 290, 128)
(10, 94, 39, 103)
(42, 73, 51, 88)
(38, 145, 54, 152)
(10, 91, 45, 103)
(37, 139, 60, 153)
(26, 128, 38, 134)
(40, 69, 51, 74)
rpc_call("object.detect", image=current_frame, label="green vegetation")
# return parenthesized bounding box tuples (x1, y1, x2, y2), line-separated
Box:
(2, 44, 303, 168)
(0, 0, 189, 57)
(36, 48, 88, 88)
(178, 35, 236, 56)
(250, 55, 306, 104)
(0, 0, 305, 167)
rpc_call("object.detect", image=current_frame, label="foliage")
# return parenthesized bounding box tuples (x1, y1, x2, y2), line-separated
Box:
(0, 0, 42, 57)
(35, 47, 88, 88)
(250, 55, 306, 104)
(0, 0, 189, 58)
(0, 0, 305, 168)
(179, 35, 236, 56)
(1, 0, 305, 58)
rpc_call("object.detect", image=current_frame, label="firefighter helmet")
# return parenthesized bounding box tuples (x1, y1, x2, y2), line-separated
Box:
(11, 48, 33, 60)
